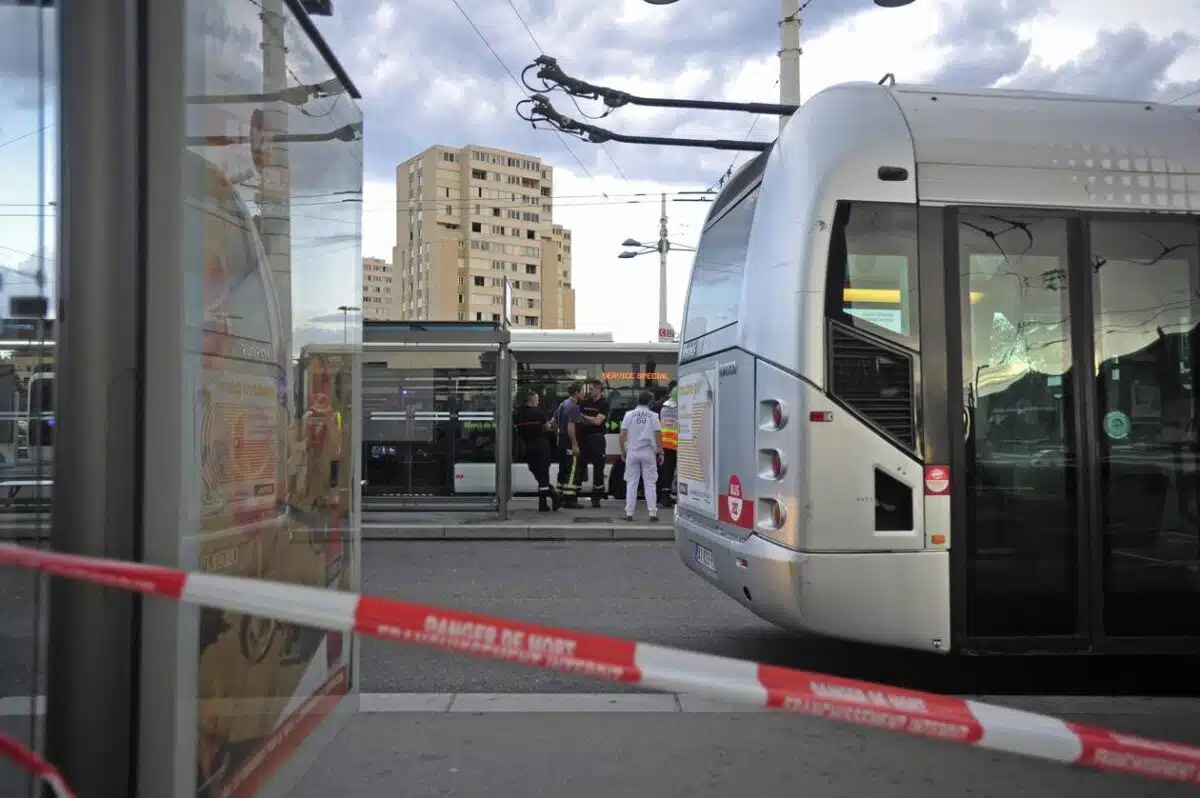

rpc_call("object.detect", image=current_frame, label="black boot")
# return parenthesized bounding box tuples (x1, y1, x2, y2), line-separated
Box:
(590, 489, 602, 509)
(538, 489, 552, 512)
(551, 488, 563, 510)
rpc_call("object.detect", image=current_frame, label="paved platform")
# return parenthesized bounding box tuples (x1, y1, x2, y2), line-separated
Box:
(0, 500, 675, 542)
(364, 501, 672, 541)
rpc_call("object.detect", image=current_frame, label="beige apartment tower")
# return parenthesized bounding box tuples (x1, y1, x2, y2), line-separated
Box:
(390, 145, 575, 328)
(361, 256, 394, 319)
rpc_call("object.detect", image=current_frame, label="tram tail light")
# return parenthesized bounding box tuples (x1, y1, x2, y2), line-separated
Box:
(759, 400, 787, 430)
(759, 498, 786, 531)
(759, 449, 785, 480)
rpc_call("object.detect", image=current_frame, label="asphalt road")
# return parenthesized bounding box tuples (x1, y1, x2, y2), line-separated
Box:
(354, 541, 1200, 697)
(2, 540, 1199, 698)
(2, 541, 1199, 797)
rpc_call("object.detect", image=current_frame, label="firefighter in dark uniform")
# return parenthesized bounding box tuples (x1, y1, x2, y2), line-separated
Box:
(577, 378, 611, 508)
(516, 390, 559, 512)
(552, 382, 584, 509)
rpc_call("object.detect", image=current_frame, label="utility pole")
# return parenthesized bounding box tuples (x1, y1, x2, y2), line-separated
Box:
(779, 0, 803, 129)
(260, 0, 292, 357)
(657, 192, 669, 336)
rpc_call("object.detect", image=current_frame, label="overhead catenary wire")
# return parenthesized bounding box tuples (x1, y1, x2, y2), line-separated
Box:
(445, 0, 608, 197)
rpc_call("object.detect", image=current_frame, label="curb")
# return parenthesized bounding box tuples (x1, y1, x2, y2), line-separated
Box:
(0, 525, 676, 543)
(362, 524, 674, 542)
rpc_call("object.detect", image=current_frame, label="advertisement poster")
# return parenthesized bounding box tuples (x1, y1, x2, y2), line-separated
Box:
(676, 369, 716, 517)
(190, 101, 355, 797)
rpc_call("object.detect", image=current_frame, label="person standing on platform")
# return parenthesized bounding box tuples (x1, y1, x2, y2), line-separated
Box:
(577, 378, 611, 508)
(516, 390, 559, 512)
(620, 390, 664, 522)
(657, 384, 679, 508)
(551, 382, 584, 509)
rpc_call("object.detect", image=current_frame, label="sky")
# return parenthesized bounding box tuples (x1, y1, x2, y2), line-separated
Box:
(2, 0, 1200, 342)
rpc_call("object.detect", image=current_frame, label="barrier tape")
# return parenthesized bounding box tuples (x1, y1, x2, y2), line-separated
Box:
(1, 542, 1199, 788)
(0, 731, 75, 798)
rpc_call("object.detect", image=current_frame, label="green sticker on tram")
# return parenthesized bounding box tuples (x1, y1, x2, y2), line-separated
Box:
(1103, 411, 1130, 440)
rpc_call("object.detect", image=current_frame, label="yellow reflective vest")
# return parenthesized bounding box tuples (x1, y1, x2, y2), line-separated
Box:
(659, 398, 679, 451)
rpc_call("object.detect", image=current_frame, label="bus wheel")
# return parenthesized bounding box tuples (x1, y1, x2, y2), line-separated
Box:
(238, 615, 277, 664)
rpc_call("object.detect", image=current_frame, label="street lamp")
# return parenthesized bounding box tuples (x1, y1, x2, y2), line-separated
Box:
(643, 0, 915, 128)
(336, 304, 359, 346)
(619, 199, 696, 343)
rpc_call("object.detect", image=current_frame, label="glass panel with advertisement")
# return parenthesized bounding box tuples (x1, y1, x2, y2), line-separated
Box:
(184, 1, 362, 794)
(0, 2, 56, 794)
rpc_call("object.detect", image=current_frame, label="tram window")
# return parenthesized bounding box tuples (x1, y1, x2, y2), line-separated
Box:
(826, 201, 919, 348)
(682, 187, 759, 342)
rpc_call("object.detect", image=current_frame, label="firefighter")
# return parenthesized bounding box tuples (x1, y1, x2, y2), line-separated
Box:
(516, 390, 559, 512)
(577, 378, 611, 508)
(552, 382, 584, 509)
(657, 384, 679, 507)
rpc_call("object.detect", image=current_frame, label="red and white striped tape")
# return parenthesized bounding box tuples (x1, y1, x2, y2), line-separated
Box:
(0, 730, 75, 798)
(1, 541, 1199, 787)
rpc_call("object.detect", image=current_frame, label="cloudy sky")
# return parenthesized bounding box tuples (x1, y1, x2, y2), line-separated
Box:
(1, 0, 1200, 342)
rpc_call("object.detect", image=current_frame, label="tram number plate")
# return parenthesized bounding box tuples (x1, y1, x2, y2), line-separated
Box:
(694, 543, 716, 572)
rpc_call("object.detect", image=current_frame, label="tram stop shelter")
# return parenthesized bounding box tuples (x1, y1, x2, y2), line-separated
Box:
(361, 321, 679, 530)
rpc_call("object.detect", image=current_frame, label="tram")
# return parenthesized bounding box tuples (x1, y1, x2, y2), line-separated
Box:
(673, 81, 1200, 655)
(362, 331, 677, 498)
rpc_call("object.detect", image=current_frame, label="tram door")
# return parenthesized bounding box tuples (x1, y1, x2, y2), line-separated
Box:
(956, 210, 1200, 649)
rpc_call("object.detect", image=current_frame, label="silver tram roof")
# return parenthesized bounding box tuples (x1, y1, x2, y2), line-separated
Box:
(684, 80, 1200, 376)
(704, 80, 1200, 224)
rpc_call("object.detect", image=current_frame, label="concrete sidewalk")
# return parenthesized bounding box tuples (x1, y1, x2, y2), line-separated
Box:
(285, 703, 1197, 798)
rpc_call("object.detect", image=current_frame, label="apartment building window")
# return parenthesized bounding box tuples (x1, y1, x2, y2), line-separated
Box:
(511, 280, 521, 290)
(525, 264, 537, 275)
(526, 229, 535, 241)
(507, 175, 520, 185)
(491, 277, 502, 286)
(471, 222, 482, 233)
(492, 207, 502, 217)
(492, 172, 502, 182)
(473, 276, 485, 287)
(442, 151, 456, 162)
(444, 206, 453, 215)
(492, 314, 501, 322)
(492, 296, 503, 305)
(475, 312, 483, 320)
(525, 316, 538, 326)
(457, 312, 465, 320)
(476, 187, 483, 198)
(471, 168, 487, 180)
(526, 280, 540, 290)
(542, 204, 551, 214)
(525, 298, 538, 309)
(540, 187, 551, 197)
(510, 228, 521, 238)
(492, 225, 505, 235)
(458, 294, 464, 304)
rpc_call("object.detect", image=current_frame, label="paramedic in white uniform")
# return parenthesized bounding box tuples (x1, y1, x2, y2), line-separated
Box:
(619, 390, 664, 522)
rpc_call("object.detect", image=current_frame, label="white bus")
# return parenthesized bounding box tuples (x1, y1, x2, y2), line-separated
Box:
(673, 81, 1200, 655)
(363, 331, 677, 498)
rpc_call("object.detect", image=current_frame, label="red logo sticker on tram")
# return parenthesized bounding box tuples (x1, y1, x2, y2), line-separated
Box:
(924, 465, 950, 496)
(720, 475, 754, 528)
